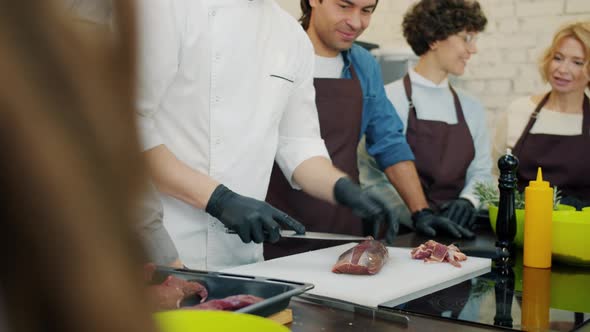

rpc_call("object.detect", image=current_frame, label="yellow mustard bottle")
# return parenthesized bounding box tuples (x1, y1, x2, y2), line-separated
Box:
(521, 266, 551, 331)
(523, 168, 553, 268)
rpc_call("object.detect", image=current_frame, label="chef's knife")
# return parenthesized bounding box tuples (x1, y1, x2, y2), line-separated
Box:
(458, 245, 510, 260)
(225, 228, 370, 241)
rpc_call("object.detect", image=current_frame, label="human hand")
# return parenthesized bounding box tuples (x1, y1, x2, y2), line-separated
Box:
(334, 178, 399, 245)
(412, 208, 475, 239)
(206, 185, 305, 243)
(440, 198, 477, 229)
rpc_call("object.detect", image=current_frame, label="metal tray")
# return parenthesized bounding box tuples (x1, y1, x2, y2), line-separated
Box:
(152, 266, 314, 317)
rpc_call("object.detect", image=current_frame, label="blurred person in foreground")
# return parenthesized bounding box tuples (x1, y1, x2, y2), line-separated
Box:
(65, 0, 183, 268)
(494, 22, 590, 210)
(0, 1, 156, 331)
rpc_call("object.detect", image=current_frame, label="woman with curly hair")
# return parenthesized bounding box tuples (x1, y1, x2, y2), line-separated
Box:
(494, 22, 590, 210)
(358, 0, 492, 232)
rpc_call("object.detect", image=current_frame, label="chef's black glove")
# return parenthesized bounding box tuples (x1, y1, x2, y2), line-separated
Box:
(412, 208, 475, 239)
(440, 198, 477, 229)
(559, 195, 588, 211)
(206, 184, 305, 244)
(334, 177, 399, 245)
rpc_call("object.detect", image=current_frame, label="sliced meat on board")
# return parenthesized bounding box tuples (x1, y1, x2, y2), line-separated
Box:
(332, 240, 389, 275)
(410, 240, 467, 268)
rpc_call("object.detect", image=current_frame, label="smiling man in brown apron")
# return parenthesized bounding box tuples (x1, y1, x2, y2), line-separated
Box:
(265, 0, 472, 259)
(358, 0, 491, 239)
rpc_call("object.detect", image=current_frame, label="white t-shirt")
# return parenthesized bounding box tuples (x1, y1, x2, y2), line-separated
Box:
(314, 54, 344, 79)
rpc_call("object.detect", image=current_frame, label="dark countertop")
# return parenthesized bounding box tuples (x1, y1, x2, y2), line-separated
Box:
(284, 221, 590, 331)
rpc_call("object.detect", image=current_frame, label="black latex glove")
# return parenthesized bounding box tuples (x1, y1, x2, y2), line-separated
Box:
(334, 177, 399, 245)
(559, 195, 589, 211)
(440, 198, 477, 229)
(206, 184, 305, 244)
(412, 208, 475, 239)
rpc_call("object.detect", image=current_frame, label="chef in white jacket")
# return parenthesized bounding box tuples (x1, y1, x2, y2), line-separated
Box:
(136, 0, 397, 270)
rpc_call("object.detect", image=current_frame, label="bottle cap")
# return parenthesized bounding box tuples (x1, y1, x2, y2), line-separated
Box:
(529, 167, 550, 188)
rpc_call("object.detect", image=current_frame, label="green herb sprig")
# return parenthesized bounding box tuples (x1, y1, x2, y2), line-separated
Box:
(474, 182, 561, 210)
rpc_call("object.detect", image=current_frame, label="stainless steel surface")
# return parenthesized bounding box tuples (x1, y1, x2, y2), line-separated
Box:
(224, 228, 370, 241)
(288, 295, 496, 332)
(298, 294, 410, 326)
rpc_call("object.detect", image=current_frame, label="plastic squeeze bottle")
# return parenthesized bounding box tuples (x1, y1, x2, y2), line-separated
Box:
(523, 168, 553, 268)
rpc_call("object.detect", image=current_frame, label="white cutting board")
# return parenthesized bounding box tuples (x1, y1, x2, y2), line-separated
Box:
(223, 243, 491, 308)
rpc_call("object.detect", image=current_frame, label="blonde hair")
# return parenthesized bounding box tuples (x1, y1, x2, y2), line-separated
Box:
(539, 21, 590, 89)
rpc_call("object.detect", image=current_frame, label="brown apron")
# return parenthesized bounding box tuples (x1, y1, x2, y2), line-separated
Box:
(264, 66, 364, 259)
(513, 92, 590, 202)
(403, 74, 475, 209)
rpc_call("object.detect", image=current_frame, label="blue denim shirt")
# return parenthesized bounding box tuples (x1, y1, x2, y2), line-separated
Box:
(341, 44, 414, 170)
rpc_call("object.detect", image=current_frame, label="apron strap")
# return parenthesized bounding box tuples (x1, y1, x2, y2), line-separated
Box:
(513, 92, 551, 157)
(347, 62, 359, 81)
(449, 85, 466, 124)
(403, 74, 415, 113)
(583, 95, 590, 136)
(403, 73, 465, 123)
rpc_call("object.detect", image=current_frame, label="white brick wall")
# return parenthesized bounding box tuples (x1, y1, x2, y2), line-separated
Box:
(275, 0, 590, 136)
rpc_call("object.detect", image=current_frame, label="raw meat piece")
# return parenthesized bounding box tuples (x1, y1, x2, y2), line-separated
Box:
(144, 263, 157, 282)
(189, 295, 264, 311)
(144, 264, 209, 310)
(148, 283, 184, 310)
(410, 240, 468, 268)
(161, 275, 208, 302)
(430, 241, 449, 262)
(332, 240, 389, 275)
(410, 243, 432, 259)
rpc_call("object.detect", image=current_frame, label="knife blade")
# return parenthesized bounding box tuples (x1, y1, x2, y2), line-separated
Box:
(225, 228, 370, 241)
(278, 230, 370, 241)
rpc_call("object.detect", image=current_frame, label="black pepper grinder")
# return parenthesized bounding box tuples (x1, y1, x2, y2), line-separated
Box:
(493, 264, 515, 328)
(496, 151, 518, 261)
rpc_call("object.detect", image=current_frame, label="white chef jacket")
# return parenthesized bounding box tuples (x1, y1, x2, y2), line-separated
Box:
(136, 0, 329, 270)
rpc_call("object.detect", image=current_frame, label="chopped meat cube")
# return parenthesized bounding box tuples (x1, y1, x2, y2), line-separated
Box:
(332, 240, 389, 275)
(430, 242, 449, 262)
(411, 244, 433, 259)
(454, 251, 467, 261)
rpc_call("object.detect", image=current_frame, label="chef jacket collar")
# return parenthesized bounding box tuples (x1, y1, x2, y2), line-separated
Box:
(408, 68, 449, 89)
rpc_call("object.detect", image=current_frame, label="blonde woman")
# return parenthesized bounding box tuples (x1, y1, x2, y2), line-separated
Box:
(494, 22, 590, 210)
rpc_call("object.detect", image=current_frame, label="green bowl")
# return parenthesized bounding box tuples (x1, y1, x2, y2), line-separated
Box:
(489, 204, 590, 266)
(154, 311, 289, 332)
(512, 252, 590, 313)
